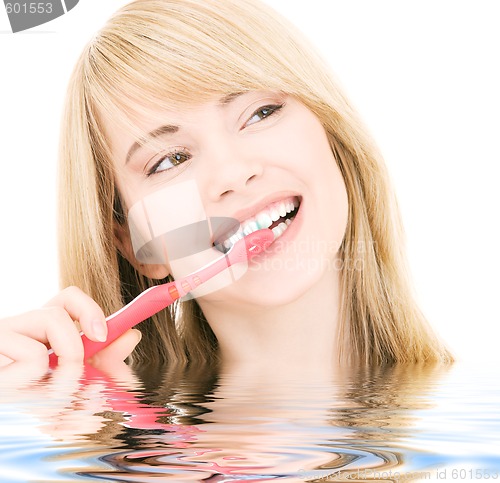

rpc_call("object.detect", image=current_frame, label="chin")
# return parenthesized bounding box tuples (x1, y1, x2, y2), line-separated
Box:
(232, 259, 330, 308)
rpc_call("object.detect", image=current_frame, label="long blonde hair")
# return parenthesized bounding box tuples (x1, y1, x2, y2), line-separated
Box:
(58, 0, 453, 365)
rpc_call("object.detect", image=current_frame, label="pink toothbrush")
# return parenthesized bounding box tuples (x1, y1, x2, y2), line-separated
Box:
(47, 229, 273, 365)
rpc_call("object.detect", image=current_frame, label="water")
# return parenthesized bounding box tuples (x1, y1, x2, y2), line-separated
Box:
(0, 361, 499, 482)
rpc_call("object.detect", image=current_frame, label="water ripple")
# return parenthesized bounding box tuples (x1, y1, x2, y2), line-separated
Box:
(0, 362, 499, 481)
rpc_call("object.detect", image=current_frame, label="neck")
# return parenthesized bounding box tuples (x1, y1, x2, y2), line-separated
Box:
(198, 268, 342, 381)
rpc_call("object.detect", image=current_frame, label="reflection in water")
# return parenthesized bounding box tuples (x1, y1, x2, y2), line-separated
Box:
(0, 362, 499, 481)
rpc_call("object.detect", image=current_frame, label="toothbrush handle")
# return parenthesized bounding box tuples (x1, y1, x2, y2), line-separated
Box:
(86, 283, 179, 359)
(48, 282, 179, 365)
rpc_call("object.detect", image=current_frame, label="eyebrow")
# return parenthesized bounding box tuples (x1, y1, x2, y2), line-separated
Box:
(219, 91, 244, 105)
(126, 125, 178, 164)
(125, 92, 245, 164)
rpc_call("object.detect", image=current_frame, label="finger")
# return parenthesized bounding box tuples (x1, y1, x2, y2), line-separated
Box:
(0, 331, 48, 365)
(3, 308, 84, 363)
(0, 354, 14, 367)
(88, 329, 141, 368)
(45, 286, 107, 343)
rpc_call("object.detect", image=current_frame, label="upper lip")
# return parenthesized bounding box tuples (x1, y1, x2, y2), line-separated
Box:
(226, 192, 301, 225)
(210, 191, 301, 245)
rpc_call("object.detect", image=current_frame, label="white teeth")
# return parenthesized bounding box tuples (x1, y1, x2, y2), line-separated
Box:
(243, 220, 257, 235)
(230, 233, 242, 244)
(222, 214, 296, 249)
(257, 212, 273, 229)
(270, 209, 280, 222)
(218, 196, 300, 251)
(271, 221, 289, 239)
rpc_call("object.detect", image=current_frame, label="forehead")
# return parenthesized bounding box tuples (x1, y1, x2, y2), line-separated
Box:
(100, 91, 282, 163)
(100, 96, 219, 163)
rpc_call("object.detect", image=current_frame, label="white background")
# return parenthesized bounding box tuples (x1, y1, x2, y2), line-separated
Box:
(0, 1, 499, 363)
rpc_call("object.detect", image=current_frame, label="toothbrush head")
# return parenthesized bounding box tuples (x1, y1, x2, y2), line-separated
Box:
(226, 228, 274, 265)
(244, 228, 274, 255)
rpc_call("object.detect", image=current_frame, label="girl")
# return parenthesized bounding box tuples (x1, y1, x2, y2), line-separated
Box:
(0, 0, 453, 370)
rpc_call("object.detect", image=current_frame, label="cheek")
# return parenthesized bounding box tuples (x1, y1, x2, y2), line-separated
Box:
(268, 113, 349, 246)
(297, 126, 349, 246)
(123, 180, 211, 266)
(271, 112, 335, 174)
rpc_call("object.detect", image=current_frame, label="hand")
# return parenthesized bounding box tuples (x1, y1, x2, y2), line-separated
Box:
(0, 286, 141, 370)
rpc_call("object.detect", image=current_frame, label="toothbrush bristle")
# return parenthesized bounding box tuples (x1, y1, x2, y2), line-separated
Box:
(223, 228, 273, 264)
(243, 229, 274, 256)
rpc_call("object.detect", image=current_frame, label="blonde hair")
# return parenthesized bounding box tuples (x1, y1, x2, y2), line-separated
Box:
(58, 0, 453, 365)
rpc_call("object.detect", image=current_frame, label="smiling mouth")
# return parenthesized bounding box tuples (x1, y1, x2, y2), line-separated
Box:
(214, 196, 301, 253)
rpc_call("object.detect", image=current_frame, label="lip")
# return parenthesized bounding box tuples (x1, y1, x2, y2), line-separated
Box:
(229, 192, 302, 225)
(211, 192, 302, 245)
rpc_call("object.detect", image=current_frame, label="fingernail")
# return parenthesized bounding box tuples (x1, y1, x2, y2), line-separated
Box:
(133, 329, 142, 343)
(92, 319, 107, 342)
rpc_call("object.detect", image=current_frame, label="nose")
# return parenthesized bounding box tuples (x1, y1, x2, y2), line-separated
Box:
(200, 138, 264, 201)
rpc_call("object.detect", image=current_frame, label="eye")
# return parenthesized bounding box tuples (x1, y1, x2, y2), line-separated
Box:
(245, 103, 284, 127)
(147, 149, 191, 176)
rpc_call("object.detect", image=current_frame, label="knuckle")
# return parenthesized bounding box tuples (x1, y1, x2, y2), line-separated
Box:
(30, 343, 50, 361)
(62, 285, 84, 298)
(44, 306, 72, 325)
(0, 354, 13, 366)
(62, 286, 102, 314)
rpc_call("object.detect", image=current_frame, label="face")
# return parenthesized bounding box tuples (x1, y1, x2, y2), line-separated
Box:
(106, 91, 348, 309)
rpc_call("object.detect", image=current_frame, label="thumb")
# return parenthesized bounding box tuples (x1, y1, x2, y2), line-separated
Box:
(87, 329, 142, 367)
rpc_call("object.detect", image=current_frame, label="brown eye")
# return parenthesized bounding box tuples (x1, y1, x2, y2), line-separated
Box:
(169, 152, 190, 165)
(245, 104, 284, 127)
(148, 149, 191, 176)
